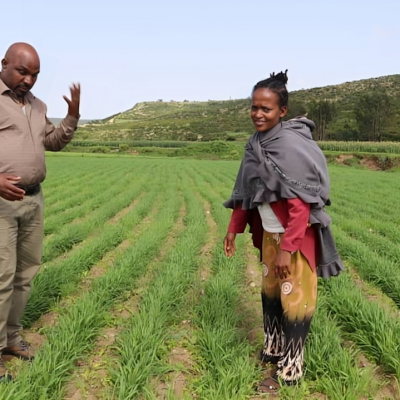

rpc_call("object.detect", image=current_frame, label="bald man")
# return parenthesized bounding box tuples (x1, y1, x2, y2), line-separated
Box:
(0, 43, 80, 381)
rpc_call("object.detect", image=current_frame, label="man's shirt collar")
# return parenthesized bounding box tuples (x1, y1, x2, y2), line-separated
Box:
(0, 78, 34, 103)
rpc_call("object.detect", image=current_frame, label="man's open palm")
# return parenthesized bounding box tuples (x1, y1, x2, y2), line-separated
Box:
(63, 83, 80, 119)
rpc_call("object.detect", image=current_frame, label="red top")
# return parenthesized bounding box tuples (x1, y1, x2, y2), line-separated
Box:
(228, 198, 317, 271)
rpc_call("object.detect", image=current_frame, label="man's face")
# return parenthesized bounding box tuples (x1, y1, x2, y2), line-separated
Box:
(1, 52, 40, 98)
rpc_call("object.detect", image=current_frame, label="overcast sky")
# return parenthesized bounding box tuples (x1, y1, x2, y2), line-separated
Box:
(1, 0, 399, 119)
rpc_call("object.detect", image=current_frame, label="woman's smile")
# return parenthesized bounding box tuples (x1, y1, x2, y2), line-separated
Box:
(251, 88, 287, 132)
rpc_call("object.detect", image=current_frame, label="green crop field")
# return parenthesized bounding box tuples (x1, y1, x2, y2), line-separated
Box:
(1, 155, 400, 399)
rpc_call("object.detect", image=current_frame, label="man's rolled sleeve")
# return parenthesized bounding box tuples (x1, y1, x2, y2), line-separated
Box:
(44, 115, 79, 151)
(280, 198, 310, 253)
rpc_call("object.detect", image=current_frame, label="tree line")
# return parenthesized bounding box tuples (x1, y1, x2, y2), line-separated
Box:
(286, 89, 394, 142)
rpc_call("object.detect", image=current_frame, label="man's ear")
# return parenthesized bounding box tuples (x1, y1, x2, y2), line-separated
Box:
(1, 58, 8, 71)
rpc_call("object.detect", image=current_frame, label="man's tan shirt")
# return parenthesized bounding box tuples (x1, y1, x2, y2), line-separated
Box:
(0, 78, 78, 187)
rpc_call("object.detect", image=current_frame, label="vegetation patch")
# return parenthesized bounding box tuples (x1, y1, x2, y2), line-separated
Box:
(0, 156, 398, 399)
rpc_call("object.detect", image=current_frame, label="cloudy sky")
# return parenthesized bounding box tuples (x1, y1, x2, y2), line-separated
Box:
(1, 0, 399, 119)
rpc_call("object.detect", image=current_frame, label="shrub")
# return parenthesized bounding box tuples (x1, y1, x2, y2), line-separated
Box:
(210, 140, 230, 154)
(88, 146, 111, 154)
(119, 144, 130, 152)
(377, 155, 393, 170)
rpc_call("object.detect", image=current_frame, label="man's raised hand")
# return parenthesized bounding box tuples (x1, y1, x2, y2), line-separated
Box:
(63, 83, 81, 119)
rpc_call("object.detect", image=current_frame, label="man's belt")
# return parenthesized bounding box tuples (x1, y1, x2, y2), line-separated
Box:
(17, 184, 41, 196)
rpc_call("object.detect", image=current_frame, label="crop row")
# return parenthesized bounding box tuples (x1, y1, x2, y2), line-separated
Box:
(319, 141, 400, 154)
(191, 162, 392, 398)
(187, 166, 258, 398)
(43, 158, 127, 207)
(43, 164, 139, 234)
(41, 166, 152, 262)
(110, 172, 208, 398)
(22, 170, 159, 327)
(2, 157, 397, 399)
(68, 140, 400, 155)
(0, 164, 182, 399)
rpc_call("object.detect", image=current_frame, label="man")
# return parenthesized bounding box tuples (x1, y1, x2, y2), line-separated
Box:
(0, 42, 80, 381)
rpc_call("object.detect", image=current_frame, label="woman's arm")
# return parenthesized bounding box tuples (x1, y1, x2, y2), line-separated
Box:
(224, 206, 249, 257)
(280, 198, 311, 253)
(228, 207, 249, 233)
(274, 198, 310, 279)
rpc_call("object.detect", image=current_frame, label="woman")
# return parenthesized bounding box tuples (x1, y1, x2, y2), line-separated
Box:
(223, 71, 343, 393)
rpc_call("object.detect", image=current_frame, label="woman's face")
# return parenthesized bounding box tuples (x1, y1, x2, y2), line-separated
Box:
(251, 88, 288, 132)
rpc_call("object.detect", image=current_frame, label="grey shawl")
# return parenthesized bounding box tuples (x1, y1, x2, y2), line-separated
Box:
(224, 117, 344, 278)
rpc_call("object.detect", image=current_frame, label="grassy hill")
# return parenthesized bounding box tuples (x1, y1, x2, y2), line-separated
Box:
(75, 74, 400, 142)
(49, 118, 92, 126)
(76, 99, 254, 142)
(291, 74, 400, 140)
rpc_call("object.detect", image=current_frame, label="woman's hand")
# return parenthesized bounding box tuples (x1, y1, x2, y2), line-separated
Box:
(274, 249, 292, 279)
(224, 232, 236, 257)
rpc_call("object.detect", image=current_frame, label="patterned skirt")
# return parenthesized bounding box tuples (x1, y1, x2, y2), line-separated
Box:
(260, 231, 317, 383)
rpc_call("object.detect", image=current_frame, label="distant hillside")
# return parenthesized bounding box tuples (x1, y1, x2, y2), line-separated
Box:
(76, 99, 254, 142)
(75, 74, 400, 142)
(291, 74, 400, 140)
(49, 118, 91, 126)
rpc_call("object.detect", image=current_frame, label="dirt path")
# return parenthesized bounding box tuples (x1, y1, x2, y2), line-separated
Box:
(152, 198, 219, 399)
(64, 204, 187, 400)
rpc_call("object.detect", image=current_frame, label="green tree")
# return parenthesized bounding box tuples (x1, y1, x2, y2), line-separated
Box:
(308, 99, 337, 141)
(285, 99, 307, 120)
(354, 91, 393, 142)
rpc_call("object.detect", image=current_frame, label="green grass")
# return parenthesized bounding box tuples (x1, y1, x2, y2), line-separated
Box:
(111, 172, 209, 399)
(184, 165, 258, 399)
(0, 155, 399, 399)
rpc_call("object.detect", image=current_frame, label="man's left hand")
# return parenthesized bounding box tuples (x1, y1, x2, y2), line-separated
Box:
(63, 83, 81, 119)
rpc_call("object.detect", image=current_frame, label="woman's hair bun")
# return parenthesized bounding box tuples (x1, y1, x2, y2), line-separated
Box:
(270, 70, 288, 85)
(252, 69, 289, 107)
